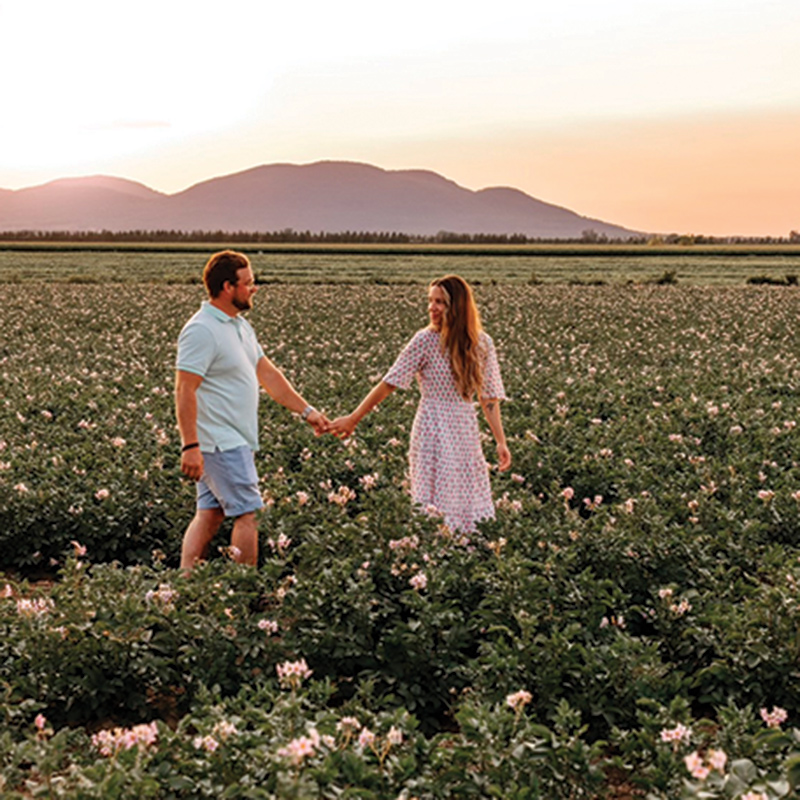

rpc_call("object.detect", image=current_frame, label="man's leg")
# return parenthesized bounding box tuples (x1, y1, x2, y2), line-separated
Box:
(181, 507, 225, 572)
(230, 511, 258, 566)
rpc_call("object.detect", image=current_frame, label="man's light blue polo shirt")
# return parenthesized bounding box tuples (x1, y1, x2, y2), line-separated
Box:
(176, 301, 265, 452)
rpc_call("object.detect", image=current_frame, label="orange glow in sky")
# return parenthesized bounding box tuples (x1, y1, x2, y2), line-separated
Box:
(2, 0, 798, 237)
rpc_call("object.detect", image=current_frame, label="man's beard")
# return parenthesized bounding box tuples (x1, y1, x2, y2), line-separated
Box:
(232, 296, 252, 311)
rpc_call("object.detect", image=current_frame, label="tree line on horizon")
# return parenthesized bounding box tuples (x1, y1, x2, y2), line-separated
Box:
(0, 228, 798, 245)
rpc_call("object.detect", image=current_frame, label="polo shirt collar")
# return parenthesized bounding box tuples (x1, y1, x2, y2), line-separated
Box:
(201, 300, 241, 324)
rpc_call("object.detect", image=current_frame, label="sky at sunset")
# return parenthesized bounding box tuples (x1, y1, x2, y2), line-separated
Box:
(2, 0, 798, 236)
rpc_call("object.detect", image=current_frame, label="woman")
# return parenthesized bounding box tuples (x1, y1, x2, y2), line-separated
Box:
(329, 275, 511, 532)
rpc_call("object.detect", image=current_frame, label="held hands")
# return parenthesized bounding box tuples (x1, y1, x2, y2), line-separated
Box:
(302, 407, 358, 439)
(305, 409, 332, 436)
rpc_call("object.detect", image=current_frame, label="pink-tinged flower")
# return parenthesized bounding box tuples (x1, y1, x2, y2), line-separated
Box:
(145, 584, 178, 609)
(267, 532, 292, 555)
(358, 472, 378, 490)
(111, 437, 126, 447)
(760, 706, 788, 728)
(258, 618, 279, 634)
(70, 540, 87, 556)
(16, 597, 54, 617)
(707, 748, 727, 773)
(670, 598, 692, 616)
(14, 483, 28, 494)
(295, 490, 309, 506)
(622, 498, 635, 514)
(358, 727, 376, 749)
(213, 720, 238, 740)
(506, 690, 533, 712)
(276, 658, 313, 689)
(277, 735, 316, 765)
(409, 572, 427, 591)
(659, 722, 691, 746)
(583, 495, 603, 511)
(386, 726, 403, 745)
(684, 751, 710, 780)
(95, 488, 110, 501)
(328, 485, 357, 506)
(2, 584, 13, 599)
(757, 489, 775, 503)
(34, 714, 47, 731)
(658, 587, 674, 600)
(561, 487, 575, 501)
(741, 793, 767, 800)
(91, 722, 158, 757)
(336, 716, 361, 733)
(389, 535, 419, 552)
(193, 734, 220, 752)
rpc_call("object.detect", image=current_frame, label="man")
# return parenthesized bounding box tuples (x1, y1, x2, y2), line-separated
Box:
(175, 250, 328, 571)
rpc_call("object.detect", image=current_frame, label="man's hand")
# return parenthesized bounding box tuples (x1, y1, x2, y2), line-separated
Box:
(181, 448, 204, 481)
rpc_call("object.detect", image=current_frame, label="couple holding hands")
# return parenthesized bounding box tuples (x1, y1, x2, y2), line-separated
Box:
(176, 250, 511, 571)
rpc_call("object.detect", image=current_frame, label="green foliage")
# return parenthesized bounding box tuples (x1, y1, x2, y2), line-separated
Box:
(3, 282, 800, 794)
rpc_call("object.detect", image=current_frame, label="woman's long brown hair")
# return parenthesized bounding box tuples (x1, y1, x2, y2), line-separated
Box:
(430, 275, 484, 400)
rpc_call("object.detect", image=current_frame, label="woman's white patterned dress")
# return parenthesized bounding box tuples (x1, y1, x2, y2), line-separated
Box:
(383, 328, 506, 532)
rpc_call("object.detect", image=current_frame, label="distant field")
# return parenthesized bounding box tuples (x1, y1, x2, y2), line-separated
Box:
(3, 242, 800, 284)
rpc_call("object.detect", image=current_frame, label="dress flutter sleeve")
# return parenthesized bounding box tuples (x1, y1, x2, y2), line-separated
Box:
(383, 330, 430, 390)
(480, 333, 507, 400)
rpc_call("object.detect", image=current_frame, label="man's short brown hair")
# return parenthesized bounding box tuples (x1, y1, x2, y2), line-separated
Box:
(202, 250, 251, 298)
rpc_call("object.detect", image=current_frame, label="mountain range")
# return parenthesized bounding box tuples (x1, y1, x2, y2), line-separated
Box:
(0, 161, 640, 238)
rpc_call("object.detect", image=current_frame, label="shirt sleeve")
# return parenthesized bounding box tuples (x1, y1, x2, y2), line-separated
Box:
(383, 330, 430, 390)
(176, 321, 216, 377)
(480, 333, 507, 400)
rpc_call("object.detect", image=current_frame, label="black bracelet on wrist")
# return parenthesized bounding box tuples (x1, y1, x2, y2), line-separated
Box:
(181, 442, 200, 453)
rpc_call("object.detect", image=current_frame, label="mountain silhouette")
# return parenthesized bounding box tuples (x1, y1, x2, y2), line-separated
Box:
(0, 161, 639, 238)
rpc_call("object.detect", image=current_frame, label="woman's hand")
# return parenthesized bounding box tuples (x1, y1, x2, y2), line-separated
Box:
(496, 442, 512, 472)
(329, 414, 358, 439)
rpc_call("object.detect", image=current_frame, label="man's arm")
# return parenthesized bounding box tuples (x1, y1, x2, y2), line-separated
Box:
(175, 369, 205, 480)
(256, 356, 329, 434)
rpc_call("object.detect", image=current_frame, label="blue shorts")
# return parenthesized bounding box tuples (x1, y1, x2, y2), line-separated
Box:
(197, 446, 264, 517)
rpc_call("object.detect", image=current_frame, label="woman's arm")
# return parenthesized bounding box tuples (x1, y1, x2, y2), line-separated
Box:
(480, 397, 512, 471)
(329, 381, 396, 439)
